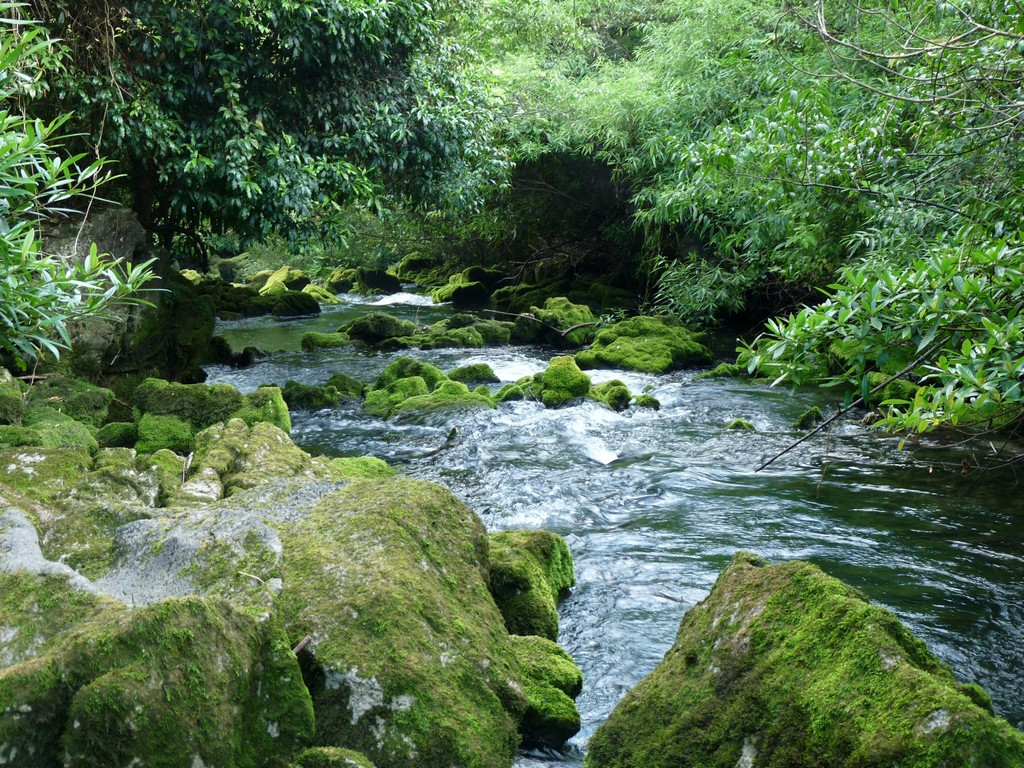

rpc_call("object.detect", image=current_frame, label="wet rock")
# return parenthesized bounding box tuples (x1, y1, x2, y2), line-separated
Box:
(511, 297, 596, 347)
(325, 373, 367, 400)
(279, 478, 526, 768)
(329, 457, 394, 479)
(283, 381, 343, 411)
(634, 394, 661, 410)
(449, 363, 500, 384)
(273, 290, 322, 317)
(511, 634, 583, 749)
(378, 315, 514, 351)
(536, 356, 592, 409)
(259, 266, 312, 296)
(793, 405, 824, 430)
(432, 279, 492, 308)
(591, 380, 632, 412)
(326, 267, 359, 293)
(489, 530, 575, 641)
(725, 417, 755, 431)
(355, 267, 401, 294)
(364, 358, 495, 419)
(585, 552, 1024, 768)
(576, 316, 712, 374)
(302, 331, 351, 351)
(303, 283, 343, 304)
(342, 313, 418, 345)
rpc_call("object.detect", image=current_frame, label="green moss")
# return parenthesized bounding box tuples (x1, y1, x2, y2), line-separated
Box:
(23, 406, 99, 452)
(0, 425, 43, 448)
(0, 385, 25, 425)
(489, 530, 575, 641)
(279, 478, 525, 768)
(585, 552, 1024, 768)
(259, 265, 311, 295)
(1, 594, 313, 768)
(326, 267, 359, 293)
(342, 313, 418, 345)
(866, 372, 921, 407)
(325, 373, 367, 400)
(392, 379, 496, 416)
(512, 297, 596, 347)
(24, 376, 114, 428)
(694, 361, 750, 380)
(238, 386, 292, 434)
(355, 267, 401, 294)
(373, 357, 448, 391)
(134, 377, 244, 428)
(96, 421, 138, 448)
(538, 356, 592, 409)
(634, 394, 661, 410)
(576, 316, 713, 374)
(591, 380, 632, 412)
(283, 381, 342, 411)
(295, 747, 378, 768)
(725, 417, 756, 431)
(136, 413, 195, 454)
(273, 290, 322, 317)
(364, 376, 430, 419)
(0, 447, 92, 503)
(510, 635, 583, 749)
(431, 280, 492, 307)
(330, 456, 396, 479)
(449, 363, 500, 384)
(794, 405, 824, 430)
(303, 283, 343, 304)
(302, 331, 351, 350)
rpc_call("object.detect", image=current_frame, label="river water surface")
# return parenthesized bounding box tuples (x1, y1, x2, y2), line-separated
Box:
(207, 292, 1024, 765)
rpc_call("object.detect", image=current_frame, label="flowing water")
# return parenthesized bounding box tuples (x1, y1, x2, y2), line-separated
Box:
(208, 293, 1024, 765)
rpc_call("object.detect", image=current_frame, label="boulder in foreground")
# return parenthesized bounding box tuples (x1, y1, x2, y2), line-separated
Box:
(586, 551, 1024, 768)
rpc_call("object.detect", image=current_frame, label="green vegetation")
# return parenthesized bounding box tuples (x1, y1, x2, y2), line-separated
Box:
(586, 552, 1024, 767)
(488, 530, 575, 640)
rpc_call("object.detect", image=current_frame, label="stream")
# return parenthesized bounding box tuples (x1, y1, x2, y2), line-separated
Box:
(206, 292, 1024, 765)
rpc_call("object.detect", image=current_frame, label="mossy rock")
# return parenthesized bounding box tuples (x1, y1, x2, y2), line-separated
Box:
(431, 279, 492, 307)
(794, 405, 824, 430)
(303, 283, 343, 304)
(537, 356, 592, 409)
(694, 361, 751, 380)
(22, 406, 99, 452)
(511, 634, 583, 749)
(279, 478, 526, 768)
(355, 267, 402, 294)
(302, 331, 351, 351)
(295, 748, 378, 768)
(0, 587, 313, 767)
(374, 316, 513, 351)
(591, 379, 632, 412)
(512, 297, 596, 347)
(326, 267, 359, 293)
(725, 417, 756, 431)
(238, 386, 292, 434)
(489, 529, 575, 641)
(866, 372, 921, 407)
(136, 413, 195, 454)
(448, 363, 500, 384)
(585, 552, 1024, 768)
(273, 290, 322, 317)
(634, 394, 661, 410)
(96, 421, 138, 448)
(373, 357, 448, 392)
(24, 376, 114, 428)
(0, 425, 43, 449)
(259, 266, 311, 295)
(283, 381, 343, 411)
(0, 446, 92, 503)
(133, 378, 290, 434)
(391, 379, 496, 417)
(364, 376, 430, 419)
(0, 384, 25, 425)
(342, 313, 418, 345)
(576, 316, 713, 374)
(329, 456, 395, 479)
(325, 373, 367, 400)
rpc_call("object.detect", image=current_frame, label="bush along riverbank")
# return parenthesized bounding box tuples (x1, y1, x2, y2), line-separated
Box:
(0, 372, 584, 767)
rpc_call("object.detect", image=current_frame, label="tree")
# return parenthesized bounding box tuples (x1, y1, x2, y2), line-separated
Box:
(31, 0, 499, 260)
(0, 3, 153, 367)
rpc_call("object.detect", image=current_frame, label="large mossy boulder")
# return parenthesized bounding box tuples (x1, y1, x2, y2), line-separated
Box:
(0, 575, 314, 768)
(431, 279, 492, 308)
(586, 552, 1024, 768)
(258, 266, 312, 296)
(511, 297, 596, 347)
(342, 313, 418, 345)
(575, 315, 712, 374)
(279, 478, 527, 768)
(488, 530, 575, 641)
(273, 290, 322, 317)
(364, 357, 495, 419)
(302, 331, 351, 351)
(24, 376, 114, 428)
(376, 314, 513, 351)
(355, 267, 401, 294)
(511, 634, 583, 749)
(133, 378, 291, 439)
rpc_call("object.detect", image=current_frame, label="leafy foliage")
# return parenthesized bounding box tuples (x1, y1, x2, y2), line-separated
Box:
(0, 4, 153, 366)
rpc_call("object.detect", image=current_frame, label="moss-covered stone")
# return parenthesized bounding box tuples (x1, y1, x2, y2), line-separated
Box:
(355, 267, 402, 294)
(725, 417, 756, 431)
(431, 279, 492, 307)
(259, 265, 311, 295)
(489, 529, 575, 641)
(364, 377, 430, 419)
(136, 413, 195, 454)
(295, 747, 378, 768)
(0, 425, 43, 448)
(510, 634, 583, 749)
(0, 446, 93, 504)
(283, 381, 343, 411)
(134, 378, 290, 434)
(866, 372, 921, 407)
(329, 456, 396, 479)
(279, 478, 526, 768)
(449, 363, 500, 384)
(273, 290, 322, 317)
(794, 405, 824, 430)
(326, 267, 359, 293)
(576, 316, 713, 374)
(96, 421, 138, 448)
(591, 380, 632, 412)
(0, 590, 314, 768)
(303, 283, 343, 304)
(634, 394, 661, 410)
(373, 357, 448, 392)
(302, 331, 351, 351)
(23, 406, 99, 452)
(238, 386, 292, 434)
(694, 361, 750, 380)
(391, 379, 496, 416)
(586, 552, 1024, 768)
(25, 377, 115, 428)
(0, 384, 25, 425)
(325, 373, 367, 400)
(342, 313, 418, 345)
(537, 356, 592, 409)
(512, 297, 597, 347)
(378, 316, 513, 351)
